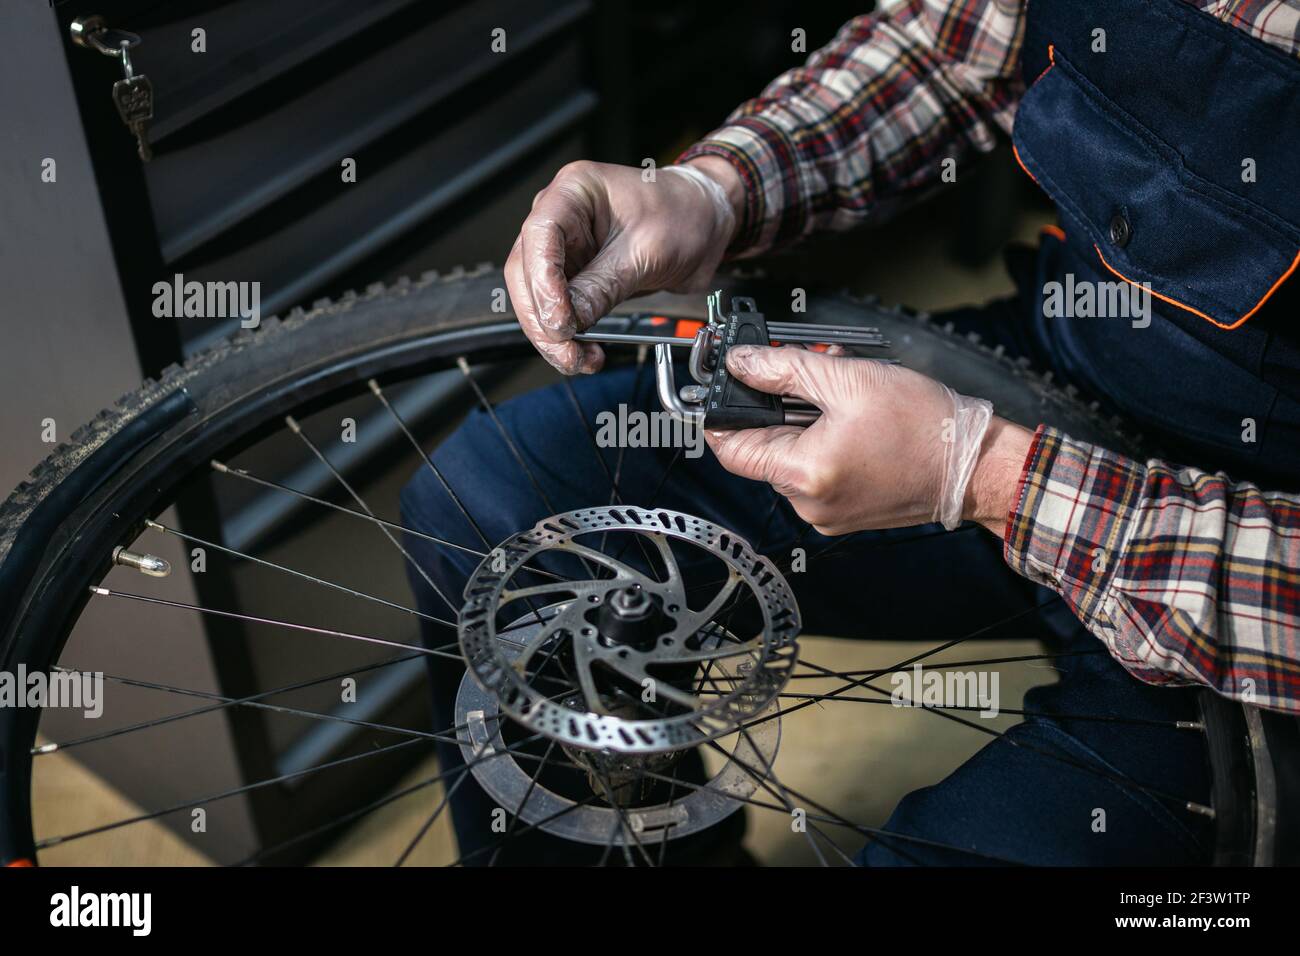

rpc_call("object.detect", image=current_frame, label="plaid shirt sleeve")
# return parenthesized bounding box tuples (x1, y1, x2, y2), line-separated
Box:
(1005, 426, 1300, 713)
(677, 0, 1026, 255)
(676, 1, 1300, 257)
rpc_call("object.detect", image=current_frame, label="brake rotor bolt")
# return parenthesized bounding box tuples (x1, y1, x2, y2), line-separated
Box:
(609, 585, 651, 618)
(112, 546, 171, 578)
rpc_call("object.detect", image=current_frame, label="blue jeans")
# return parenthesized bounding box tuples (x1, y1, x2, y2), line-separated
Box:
(399, 292, 1215, 866)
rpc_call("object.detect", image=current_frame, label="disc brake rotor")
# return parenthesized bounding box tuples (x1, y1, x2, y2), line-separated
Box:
(457, 506, 802, 754)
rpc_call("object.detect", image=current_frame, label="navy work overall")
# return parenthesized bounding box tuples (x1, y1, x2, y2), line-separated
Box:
(1014, 0, 1300, 490)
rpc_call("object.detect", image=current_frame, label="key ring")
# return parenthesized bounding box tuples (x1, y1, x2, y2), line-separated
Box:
(117, 43, 136, 80)
(70, 15, 141, 74)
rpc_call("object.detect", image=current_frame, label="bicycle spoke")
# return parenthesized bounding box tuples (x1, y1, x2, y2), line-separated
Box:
(704, 729, 962, 864)
(487, 739, 559, 867)
(51, 665, 490, 749)
(560, 377, 622, 504)
(560, 375, 659, 574)
(608, 449, 684, 566)
(597, 816, 625, 867)
(775, 648, 1106, 679)
(394, 764, 473, 867)
(236, 729, 545, 866)
(37, 736, 432, 849)
(655, 758, 684, 867)
(209, 459, 567, 582)
(602, 656, 700, 710)
(448, 791, 605, 867)
(89, 585, 460, 656)
(714, 689, 1200, 730)
(286, 415, 457, 613)
(695, 672, 834, 867)
(456, 357, 558, 515)
(593, 765, 655, 867)
(36, 653, 427, 753)
(630, 761, 1021, 865)
(794, 655, 1213, 815)
(368, 378, 494, 551)
(599, 345, 650, 555)
(145, 519, 451, 630)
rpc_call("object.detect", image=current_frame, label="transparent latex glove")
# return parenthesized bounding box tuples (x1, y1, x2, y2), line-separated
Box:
(504, 159, 739, 374)
(705, 345, 1001, 535)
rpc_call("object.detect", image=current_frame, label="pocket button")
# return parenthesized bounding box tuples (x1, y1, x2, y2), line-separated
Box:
(1108, 213, 1132, 248)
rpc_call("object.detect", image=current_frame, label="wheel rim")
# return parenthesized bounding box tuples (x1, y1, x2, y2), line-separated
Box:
(0, 288, 1226, 867)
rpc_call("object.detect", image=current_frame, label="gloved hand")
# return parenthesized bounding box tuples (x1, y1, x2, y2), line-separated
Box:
(504, 158, 741, 374)
(705, 346, 1033, 536)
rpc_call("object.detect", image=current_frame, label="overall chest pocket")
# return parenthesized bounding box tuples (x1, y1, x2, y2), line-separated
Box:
(1011, 47, 1300, 331)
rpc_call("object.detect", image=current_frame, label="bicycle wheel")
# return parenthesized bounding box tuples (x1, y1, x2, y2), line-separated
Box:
(0, 265, 1258, 866)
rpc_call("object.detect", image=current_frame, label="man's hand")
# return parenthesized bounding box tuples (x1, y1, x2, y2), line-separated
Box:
(705, 346, 1035, 536)
(504, 158, 742, 374)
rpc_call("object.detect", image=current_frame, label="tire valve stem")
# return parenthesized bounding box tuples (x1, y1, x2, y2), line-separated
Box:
(112, 546, 171, 578)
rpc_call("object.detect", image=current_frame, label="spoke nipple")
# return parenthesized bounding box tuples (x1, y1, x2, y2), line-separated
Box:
(284, 414, 302, 433)
(456, 356, 472, 375)
(112, 547, 171, 578)
(1176, 720, 1204, 731)
(144, 518, 164, 532)
(89, 586, 110, 596)
(32, 742, 58, 755)
(210, 459, 228, 473)
(1187, 801, 1216, 819)
(367, 378, 382, 396)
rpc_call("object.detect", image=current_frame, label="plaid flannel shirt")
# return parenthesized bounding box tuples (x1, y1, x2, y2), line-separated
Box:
(680, 0, 1300, 711)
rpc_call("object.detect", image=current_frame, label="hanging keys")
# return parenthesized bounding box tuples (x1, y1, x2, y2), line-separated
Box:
(112, 57, 154, 162)
(70, 16, 154, 162)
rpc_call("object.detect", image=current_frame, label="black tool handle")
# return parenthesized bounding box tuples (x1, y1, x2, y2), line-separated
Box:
(702, 303, 787, 429)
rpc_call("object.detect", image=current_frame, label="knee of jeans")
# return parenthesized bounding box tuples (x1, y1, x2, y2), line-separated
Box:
(399, 463, 449, 535)
(856, 830, 922, 867)
(398, 413, 535, 547)
(854, 784, 966, 867)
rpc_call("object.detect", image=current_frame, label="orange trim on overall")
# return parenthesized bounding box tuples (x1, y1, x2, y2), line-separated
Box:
(1012, 45, 1057, 188)
(1011, 143, 1039, 186)
(1094, 244, 1300, 331)
(1037, 43, 1056, 82)
(4, 858, 34, 867)
(1041, 224, 1066, 241)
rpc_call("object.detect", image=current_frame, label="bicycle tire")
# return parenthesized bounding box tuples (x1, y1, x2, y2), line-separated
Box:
(0, 264, 1251, 865)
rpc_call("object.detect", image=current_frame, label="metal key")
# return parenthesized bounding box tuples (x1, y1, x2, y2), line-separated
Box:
(112, 68, 154, 162)
(70, 17, 153, 162)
